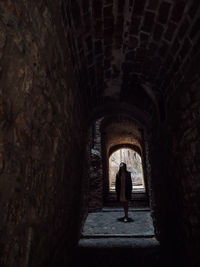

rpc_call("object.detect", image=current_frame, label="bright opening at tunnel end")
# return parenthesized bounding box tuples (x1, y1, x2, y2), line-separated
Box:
(109, 148, 146, 193)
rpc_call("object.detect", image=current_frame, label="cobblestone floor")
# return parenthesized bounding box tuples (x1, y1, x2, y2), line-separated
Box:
(82, 208, 155, 237)
(73, 208, 161, 267)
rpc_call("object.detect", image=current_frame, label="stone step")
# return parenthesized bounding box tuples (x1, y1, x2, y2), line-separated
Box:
(71, 237, 161, 267)
(78, 237, 159, 248)
(83, 210, 154, 236)
(82, 234, 155, 238)
(101, 207, 150, 212)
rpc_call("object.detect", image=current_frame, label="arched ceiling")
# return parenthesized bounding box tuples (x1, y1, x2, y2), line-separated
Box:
(109, 143, 142, 157)
(91, 101, 152, 130)
(100, 115, 143, 156)
(62, 0, 200, 122)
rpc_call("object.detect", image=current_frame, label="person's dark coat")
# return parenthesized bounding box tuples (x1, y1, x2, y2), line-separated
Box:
(115, 171, 132, 201)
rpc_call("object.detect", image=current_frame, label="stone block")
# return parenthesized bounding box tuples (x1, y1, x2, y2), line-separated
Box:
(104, 5, 113, 17)
(178, 17, 190, 40)
(165, 22, 176, 41)
(129, 17, 141, 35)
(93, 0, 103, 18)
(158, 2, 171, 24)
(191, 36, 200, 56)
(189, 0, 200, 18)
(179, 38, 191, 60)
(190, 17, 200, 39)
(104, 28, 114, 45)
(171, 38, 180, 55)
(158, 41, 168, 57)
(104, 17, 114, 29)
(133, 0, 146, 16)
(94, 20, 103, 38)
(142, 11, 155, 33)
(85, 35, 93, 51)
(82, 0, 90, 13)
(171, 1, 185, 23)
(148, 0, 159, 10)
(136, 47, 147, 61)
(125, 51, 135, 61)
(118, 0, 125, 12)
(95, 40, 103, 55)
(153, 23, 164, 41)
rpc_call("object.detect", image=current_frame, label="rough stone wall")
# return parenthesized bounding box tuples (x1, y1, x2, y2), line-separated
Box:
(88, 119, 103, 211)
(166, 80, 200, 266)
(150, 79, 200, 265)
(0, 1, 87, 266)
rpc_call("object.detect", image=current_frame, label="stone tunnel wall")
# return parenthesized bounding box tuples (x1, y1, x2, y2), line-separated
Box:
(0, 1, 88, 266)
(88, 119, 103, 211)
(150, 79, 200, 265)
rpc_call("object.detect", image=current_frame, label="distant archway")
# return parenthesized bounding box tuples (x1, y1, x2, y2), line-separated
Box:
(109, 148, 145, 193)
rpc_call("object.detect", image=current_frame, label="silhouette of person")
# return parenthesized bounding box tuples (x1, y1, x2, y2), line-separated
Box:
(115, 162, 132, 222)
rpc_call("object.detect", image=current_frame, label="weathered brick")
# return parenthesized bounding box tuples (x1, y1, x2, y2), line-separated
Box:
(104, 28, 114, 45)
(71, 1, 81, 28)
(189, 0, 200, 18)
(133, 0, 146, 15)
(132, 62, 142, 73)
(171, 38, 180, 55)
(158, 2, 171, 24)
(148, 42, 158, 56)
(103, 5, 113, 17)
(129, 0, 134, 7)
(85, 35, 93, 51)
(172, 56, 181, 73)
(191, 36, 200, 56)
(104, 45, 112, 57)
(190, 18, 200, 39)
(164, 22, 176, 41)
(105, 0, 113, 3)
(158, 42, 169, 57)
(87, 52, 94, 65)
(88, 65, 96, 84)
(125, 51, 135, 61)
(140, 32, 149, 42)
(94, 20, 102, 37)
(104, 17, 114, 29)
(95, 40, 103, 54)
(171, 1, 186, 23)
(128, 36, 139, 49)
(179, 38, 191, 60)
(83, 13, 92, 32)
(136, 47, 146, 60)
(129, 17, 141, 35)
(122, 62, 134, 72)
(153, 23, 164, 41)
(164, 54, 173, 69)
(148, 0, 159, 10)
(104, 58, 111, 69)
(92, 0, 103, 18)
(178, 17, 190, 40)
(118, 0, 125, 12)
(81, 0, 90, 13)
(142, 11, 155, 33)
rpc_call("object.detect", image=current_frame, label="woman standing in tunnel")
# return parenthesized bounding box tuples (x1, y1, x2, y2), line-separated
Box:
(115, 162, 132, 222)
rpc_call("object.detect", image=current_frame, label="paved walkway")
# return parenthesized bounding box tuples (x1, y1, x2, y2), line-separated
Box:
(74, 208, 160, 267)
(82, 208, 155, 237)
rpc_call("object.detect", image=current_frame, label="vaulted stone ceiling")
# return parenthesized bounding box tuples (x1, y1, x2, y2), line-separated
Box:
(100, 115, 143, 156)
(62, 0, 200, 118)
